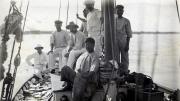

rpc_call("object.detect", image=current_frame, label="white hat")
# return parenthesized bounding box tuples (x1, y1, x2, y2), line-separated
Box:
(84, 0, 95, 5)
(34, 44, 43, 50)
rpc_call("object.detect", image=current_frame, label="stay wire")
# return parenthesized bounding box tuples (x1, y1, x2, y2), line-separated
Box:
(76, 0, 79, 24)
(66, 0, 70, 29)
(58, 0, 61, 20)
(175, 0, 180, 23)
(9, 1, 30, 100)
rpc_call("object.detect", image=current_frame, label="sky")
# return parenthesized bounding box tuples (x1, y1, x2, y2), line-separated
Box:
(0, 0, 180, 32)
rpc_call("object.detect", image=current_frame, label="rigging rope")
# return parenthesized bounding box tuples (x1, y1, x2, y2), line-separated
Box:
(58, 0, 61, 20)
(175, 0, 180, 23)
(66, 0, 70, 28)
(1, 1, 29, 100)
(19, 0, 23, 12)
(76, 0, 79, 24)
(8, 2, 30, 99)
(151, 3, 160, 80)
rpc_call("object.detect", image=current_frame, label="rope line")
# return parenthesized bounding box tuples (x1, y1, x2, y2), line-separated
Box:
(66, 0, 70, 28)
(58, 0, 61, 20)
(175, 0, 180, 23)
(76, 0, 79, 24)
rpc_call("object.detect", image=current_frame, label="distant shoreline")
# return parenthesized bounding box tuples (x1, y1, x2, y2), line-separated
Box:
(24, 31, 180, 34)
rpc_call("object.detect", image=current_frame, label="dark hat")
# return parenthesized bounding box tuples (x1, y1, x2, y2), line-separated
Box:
(66, 21, 79, 29)
(85, 37, 95, 44)
(34, 44, 43, 50)
(116, 5, 124, 9)
(55, 20, 62, 24)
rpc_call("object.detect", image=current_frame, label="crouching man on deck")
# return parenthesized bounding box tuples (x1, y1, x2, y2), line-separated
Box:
(26, 44, 48, 79)
(60, 38, 99, 101)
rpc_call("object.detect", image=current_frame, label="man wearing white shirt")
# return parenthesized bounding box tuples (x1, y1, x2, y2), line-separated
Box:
(84, 0, 103, 55)
(49, 20, 69, 69)
(115, 5, 132, 72)
(62, 21, 86, 69)
(26, 44, 48, 74)
(61, 38, 99, 101)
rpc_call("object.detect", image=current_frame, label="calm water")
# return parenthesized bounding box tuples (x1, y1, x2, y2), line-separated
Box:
(1, 33, 180, 97)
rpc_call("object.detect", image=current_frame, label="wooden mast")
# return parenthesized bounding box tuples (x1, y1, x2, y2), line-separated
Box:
(103, 0, 117, 61)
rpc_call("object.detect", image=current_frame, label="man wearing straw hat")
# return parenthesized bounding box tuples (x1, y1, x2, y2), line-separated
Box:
(26, 44, 48, 77)
(62, 21, 86, 69)
(49, 20, 69, 70)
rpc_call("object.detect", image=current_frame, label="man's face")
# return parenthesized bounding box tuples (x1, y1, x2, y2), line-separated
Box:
(85, 4, 94, 11)
(83, 9, 89, 18)
(85, 42, 94, 53)
(116, 8, 124, 16)
(69, 27, 77, 33)
(55, 23, 62, 30)
(36, 48, 42, 54)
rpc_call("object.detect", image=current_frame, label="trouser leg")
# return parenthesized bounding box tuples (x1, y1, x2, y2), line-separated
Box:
(73, 73, 87, 101)
(67, 49, 85, 69)
(58, 48, 64, 71)
(121, 49, 129, 71)
(61, 66, 76, 83)
(103, 81, 117, 101)
(48, 48, 60, 69)
(61, 48, 68, 67)
(117, 37, 129, 71)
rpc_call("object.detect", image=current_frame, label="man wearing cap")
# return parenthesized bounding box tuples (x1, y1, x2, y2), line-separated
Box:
(61, 37, 99, 101)
(84, 0, 103, 55)
(62, 21, 86, 69)
(26, 44, 48, 74)
(115, 5, 132, 72)
(49, 20, 69, 70)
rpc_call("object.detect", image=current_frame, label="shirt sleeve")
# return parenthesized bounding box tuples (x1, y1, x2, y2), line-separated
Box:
(126, 19, 132, 38)
(90, 54, 100, 72)
(26, 53, 35, 66)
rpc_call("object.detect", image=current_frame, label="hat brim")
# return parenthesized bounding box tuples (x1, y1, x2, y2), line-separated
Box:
(34, 47, 43, 50)
(66, 25, 79, 29)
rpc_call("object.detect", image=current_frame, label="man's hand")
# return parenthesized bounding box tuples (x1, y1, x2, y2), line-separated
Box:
(81, 71, 95, 79)
(76, 14, 79, 18)
(47, 50, 53, 55)
(125, 45, 129, 52)
(64, 52, 69, 57)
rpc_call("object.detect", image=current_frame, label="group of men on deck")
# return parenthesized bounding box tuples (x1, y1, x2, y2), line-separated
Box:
(25, 0, 132, 101)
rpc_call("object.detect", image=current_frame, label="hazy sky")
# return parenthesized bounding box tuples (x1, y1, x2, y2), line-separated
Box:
(0, 0, 180, 31)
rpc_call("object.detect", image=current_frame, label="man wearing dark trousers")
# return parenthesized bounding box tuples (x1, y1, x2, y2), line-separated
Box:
(60, 37, 99, 101)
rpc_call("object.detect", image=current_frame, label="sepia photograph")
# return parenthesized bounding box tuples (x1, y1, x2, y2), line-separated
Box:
(0, 0, 180, 100)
